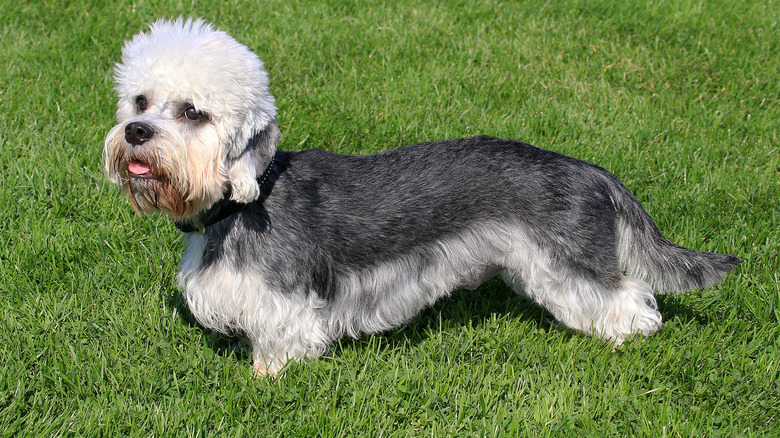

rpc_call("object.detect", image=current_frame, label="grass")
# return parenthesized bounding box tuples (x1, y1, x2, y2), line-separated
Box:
(0, 0, 778, 436)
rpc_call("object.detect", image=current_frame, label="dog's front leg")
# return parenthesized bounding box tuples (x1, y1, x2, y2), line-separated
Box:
(246, 294, 331, 377)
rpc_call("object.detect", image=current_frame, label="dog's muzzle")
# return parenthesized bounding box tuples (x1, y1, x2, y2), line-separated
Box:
(125, 122, 155, 146)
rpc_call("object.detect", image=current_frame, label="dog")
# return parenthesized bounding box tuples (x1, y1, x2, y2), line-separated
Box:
(103, 18, 740, 376)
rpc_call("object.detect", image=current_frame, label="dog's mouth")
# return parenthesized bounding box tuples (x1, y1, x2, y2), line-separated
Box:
(128, 159, 156, 180)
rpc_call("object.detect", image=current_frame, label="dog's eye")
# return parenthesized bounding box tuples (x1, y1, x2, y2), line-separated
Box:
(136, 96, 148, 112)
(184, 106, 203, 121)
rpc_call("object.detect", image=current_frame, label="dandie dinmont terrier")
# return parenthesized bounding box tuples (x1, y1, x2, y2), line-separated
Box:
(104, 18, 740, 376)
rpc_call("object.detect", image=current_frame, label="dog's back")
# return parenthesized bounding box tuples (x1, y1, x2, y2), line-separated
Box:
(244, 136, 738, 343)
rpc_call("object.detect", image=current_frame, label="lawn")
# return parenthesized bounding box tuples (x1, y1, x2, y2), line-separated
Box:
(1, 0, 778, 436)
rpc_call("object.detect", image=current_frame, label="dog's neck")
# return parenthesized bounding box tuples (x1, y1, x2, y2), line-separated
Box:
(174, 151, 286, 233)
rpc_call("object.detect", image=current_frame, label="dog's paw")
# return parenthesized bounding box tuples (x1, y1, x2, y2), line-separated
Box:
(252, 359, 285, 378)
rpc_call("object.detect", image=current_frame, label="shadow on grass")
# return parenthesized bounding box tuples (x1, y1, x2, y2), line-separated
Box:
(162, 275, 703, 363)
(163, 290, 254, 361)
(656, 294, 713, 326)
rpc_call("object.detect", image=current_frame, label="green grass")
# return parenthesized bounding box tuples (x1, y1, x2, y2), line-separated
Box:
(1, 0, 778, 436)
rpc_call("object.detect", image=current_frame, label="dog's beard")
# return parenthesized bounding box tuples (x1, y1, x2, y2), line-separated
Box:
(113, 147, 195, 219)
(127, 180, 190, 218)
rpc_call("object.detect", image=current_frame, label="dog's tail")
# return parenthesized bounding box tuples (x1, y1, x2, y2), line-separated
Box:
(610, 177, 740, 294)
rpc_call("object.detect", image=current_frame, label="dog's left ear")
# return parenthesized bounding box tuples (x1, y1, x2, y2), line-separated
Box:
(224, 119, 281, 203)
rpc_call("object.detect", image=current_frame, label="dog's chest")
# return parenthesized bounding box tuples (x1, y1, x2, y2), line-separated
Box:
(179, 232, 209, 280)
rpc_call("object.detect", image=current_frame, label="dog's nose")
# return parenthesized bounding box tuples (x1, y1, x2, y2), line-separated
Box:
(124, 122, 155, 146)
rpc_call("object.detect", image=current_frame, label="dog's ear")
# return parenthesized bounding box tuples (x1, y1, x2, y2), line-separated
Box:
(225, 119, 281, 203)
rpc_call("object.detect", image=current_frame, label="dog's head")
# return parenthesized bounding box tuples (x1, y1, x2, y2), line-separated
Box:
(103, 18, 279, 219)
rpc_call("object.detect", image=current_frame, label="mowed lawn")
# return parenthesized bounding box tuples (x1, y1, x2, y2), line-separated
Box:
(1, 0, 777, 436)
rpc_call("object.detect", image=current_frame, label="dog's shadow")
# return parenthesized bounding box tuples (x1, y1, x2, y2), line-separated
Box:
(164, 277, 706, 363)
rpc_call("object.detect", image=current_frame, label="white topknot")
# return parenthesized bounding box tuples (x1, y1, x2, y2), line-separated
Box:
(113, 17, 277, 158)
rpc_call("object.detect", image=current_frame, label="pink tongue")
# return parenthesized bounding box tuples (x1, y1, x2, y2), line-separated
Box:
(128, 160, 152, 176)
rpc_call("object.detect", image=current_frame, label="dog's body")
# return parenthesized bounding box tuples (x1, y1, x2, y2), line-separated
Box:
(104, 19, 740, 375)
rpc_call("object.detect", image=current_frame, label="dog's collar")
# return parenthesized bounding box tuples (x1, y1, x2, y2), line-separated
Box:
(174, 152, 285, 233)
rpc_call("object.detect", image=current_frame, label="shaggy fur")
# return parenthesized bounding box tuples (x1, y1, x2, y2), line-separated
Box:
(103, 18, 740, 376)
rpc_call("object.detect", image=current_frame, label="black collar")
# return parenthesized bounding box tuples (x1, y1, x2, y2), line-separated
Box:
(174, 151, 286, 233)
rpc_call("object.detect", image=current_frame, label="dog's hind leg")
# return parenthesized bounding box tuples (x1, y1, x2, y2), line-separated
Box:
(501, 251, 663, 344)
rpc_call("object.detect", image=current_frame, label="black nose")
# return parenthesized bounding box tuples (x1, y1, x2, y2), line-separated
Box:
(124, 122, 154, 146)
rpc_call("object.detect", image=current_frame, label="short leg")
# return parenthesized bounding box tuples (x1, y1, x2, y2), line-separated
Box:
(247, 297, 331, 377)
(502, 259, 662, 344)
